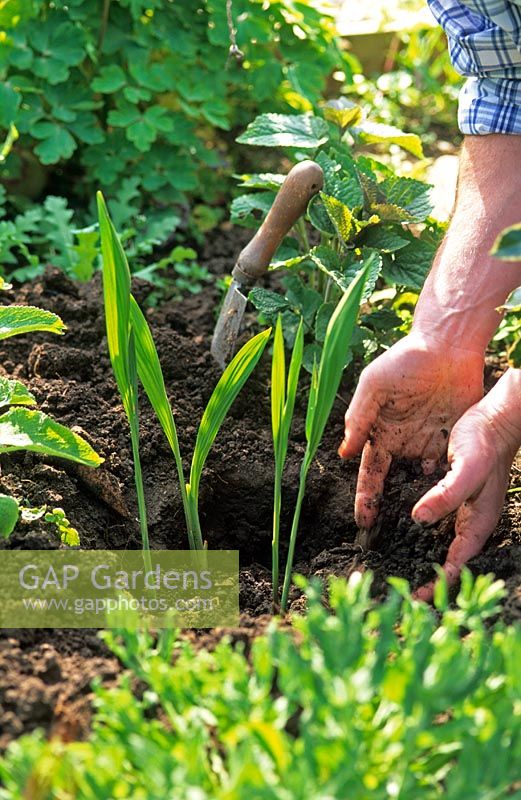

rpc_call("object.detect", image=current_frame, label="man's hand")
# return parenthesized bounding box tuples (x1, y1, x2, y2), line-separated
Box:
(338, 332, 484, 530)
(413, 368, 521, 600)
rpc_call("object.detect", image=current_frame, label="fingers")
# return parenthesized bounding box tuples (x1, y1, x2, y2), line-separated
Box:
(339, 371, 380, 459)
(354, 440, 392, 529)
(411, 457, 486, 526)
(414, 470, 508, 603)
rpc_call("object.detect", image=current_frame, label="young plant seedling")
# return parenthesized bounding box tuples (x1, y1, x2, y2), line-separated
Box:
(97, 192, 271, 550)
(0, 285, 102, 538)
(271, 316, 304, 607)
(275, 263, 369, 611)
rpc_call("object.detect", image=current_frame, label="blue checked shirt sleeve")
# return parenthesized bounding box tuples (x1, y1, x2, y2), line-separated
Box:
(427, 0, 521, 134)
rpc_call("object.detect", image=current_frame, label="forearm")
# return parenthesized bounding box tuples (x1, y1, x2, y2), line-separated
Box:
(413, 135, 521, 354)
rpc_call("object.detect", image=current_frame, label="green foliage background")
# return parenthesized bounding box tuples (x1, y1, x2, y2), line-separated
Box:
(0, 0, 350, 210)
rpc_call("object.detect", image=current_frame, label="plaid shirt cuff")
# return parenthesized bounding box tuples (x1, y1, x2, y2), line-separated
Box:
(459, 76, 521, 135)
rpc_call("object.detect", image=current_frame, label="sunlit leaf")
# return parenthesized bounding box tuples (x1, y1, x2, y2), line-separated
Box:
(0, 306, 65, 340)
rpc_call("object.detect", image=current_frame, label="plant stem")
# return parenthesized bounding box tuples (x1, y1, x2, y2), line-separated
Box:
(129, 418, 152, 572)
(280, 457, 310, 612)
(296, 219, 310, 254)
(186, 485, 204, 551)
(272, 462, 283, 609)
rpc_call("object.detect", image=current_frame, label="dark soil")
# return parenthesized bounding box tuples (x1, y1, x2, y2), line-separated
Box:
(0, 226, 519, 750)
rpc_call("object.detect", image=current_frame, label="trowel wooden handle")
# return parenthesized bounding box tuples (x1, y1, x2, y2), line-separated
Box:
(232, 160, 324, 284)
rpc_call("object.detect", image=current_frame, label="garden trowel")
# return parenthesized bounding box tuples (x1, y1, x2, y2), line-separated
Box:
(211, 160, 324, 369)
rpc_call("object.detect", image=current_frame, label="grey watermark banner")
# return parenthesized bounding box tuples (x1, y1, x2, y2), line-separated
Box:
(0, 550, 239, 628)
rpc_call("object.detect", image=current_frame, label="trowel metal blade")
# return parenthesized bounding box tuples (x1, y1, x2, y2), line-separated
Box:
(210, 279, 248, 369)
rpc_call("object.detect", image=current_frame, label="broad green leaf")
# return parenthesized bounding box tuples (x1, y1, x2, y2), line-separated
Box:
(249, 288, 290, 318)
(236, 113, 329, 149)
(189, 328, 271, 498)
(92, 65, 127, 93)
(0, 377, 36, 409)
(33, 123, 77, 164)
(283, 274, 322, 327)
(342, 250, 383, 302)
(0, 84, 20, 128)
(0, 408, 102, 466)
(0, 494, 19, 538)
(0, 306, 65, 340)
(381, 176, 433, 222)
(230, 192, 276, 228)
(308, 195, 335, 235)
(305, 264, 369, 461)
(492, 223, 521, 261)
(370, 203, 414, 223)
(383, 238, 436, 290)
(323, 99, 362, 129)
(316, 150, 363, 209)
(359, 225, 409, 253)
(354, 121, 424, 159)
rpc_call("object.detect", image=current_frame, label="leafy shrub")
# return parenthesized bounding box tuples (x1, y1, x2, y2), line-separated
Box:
(1, 571, 520, 798)
(233, 105, 444, 370)
(0, 0, 350, 212)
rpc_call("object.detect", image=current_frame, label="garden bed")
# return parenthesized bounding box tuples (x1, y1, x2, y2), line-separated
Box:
(0, 226, 520, 750)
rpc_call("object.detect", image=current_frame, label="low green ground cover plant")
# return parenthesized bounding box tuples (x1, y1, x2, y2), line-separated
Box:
(1, 570, 519, 799)
(98, 193, 270, 552)
(0, 280, 102, 539)
(271, 263, 369, 610)
(233, 105, 444, 370)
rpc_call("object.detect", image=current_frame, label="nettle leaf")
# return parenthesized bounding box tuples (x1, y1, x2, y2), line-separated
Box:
(370, 203, 415, 223)
(383, 237, 436, 290)
(32, 123, 77, 164)
(0, 494, 19, 538)
(0, 306, 65, 340)
(236, 113, 329, 149)
(249, 288, 290, 319)
(316, 151, 363, 209)
(0, 408, 103, 466)
(342, 249, 383, 301)
(361, 307, 403, 331)
(381, 176, 433, 221)
(92, 65, 127, 93)
(307, 195, 335, 235)
(303, 342, 323, 374)
(321, 192, 355, 243)
(230, 192, 276, 228)
(283, 274, 322, 326)
(359, 225, 409, 253)
(323, 99, 363, 129)
(492, 223, 521, 261)
(354, 121, 424, 158)
(0, 377, 36, 409)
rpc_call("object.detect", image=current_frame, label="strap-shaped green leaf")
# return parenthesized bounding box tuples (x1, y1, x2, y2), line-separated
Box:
(0, 407, 103, 466)
(97, 191, 135, 418)
(0, 377, 36, 409)
(0, 494, 19, 538)
(305, 263, 369, 463)
(189, 328, 271, 499)
(0, 306, 65, 340)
